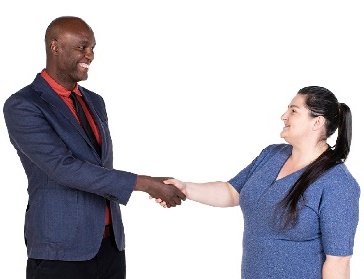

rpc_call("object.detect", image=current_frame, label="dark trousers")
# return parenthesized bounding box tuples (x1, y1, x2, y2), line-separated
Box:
(26, 236, 126, 279)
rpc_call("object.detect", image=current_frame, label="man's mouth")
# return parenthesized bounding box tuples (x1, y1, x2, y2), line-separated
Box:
(79, 63, 89, 69)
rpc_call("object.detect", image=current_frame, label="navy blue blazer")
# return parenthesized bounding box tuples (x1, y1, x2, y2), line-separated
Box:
(3, 74, 137, 261)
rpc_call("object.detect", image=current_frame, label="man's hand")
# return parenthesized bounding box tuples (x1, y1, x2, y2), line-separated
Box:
(151, 178, 187, 208)
(134, 175, 186, 207)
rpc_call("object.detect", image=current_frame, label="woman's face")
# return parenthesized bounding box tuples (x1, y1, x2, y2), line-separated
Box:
(280, 94, 318, 145)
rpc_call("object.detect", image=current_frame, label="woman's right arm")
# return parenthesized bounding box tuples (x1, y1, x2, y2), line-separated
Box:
(164, 179, 239, 207)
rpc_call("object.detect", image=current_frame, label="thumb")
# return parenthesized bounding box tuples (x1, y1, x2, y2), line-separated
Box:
(163, 178, 177, 185)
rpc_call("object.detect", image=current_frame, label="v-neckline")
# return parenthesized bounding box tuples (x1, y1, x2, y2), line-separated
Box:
(275, 153, 307, 182)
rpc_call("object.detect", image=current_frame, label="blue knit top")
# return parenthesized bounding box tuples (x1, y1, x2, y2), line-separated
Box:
(229, 144, 360, 279)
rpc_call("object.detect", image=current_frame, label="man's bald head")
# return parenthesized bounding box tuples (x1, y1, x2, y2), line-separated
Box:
(45, 16, 94, 49)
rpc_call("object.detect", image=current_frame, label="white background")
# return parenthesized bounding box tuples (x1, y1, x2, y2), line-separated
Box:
(1, 1, 363, 278)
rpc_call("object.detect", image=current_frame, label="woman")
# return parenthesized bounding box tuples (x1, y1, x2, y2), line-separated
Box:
(159, 86, 360, 278)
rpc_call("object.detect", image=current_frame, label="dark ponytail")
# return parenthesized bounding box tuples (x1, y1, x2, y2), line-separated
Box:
(276, 86, 352, 229)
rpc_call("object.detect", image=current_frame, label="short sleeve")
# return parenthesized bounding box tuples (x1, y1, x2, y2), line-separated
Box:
(319, 165, 360, 256)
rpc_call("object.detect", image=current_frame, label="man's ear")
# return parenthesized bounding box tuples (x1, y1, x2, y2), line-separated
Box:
(50, 39, 58, 55)
(313, 115, 326, 131)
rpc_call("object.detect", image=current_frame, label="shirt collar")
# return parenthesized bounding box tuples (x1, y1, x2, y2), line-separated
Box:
(40, 69, 81, 97)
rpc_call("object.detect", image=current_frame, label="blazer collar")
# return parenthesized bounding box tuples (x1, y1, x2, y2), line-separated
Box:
(32, 74, 102, 161)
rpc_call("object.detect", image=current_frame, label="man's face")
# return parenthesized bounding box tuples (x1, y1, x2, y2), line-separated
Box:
(54, 28, 96, 86)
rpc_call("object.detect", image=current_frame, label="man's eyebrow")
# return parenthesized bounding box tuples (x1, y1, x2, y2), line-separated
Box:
(78, 40, 90, 44)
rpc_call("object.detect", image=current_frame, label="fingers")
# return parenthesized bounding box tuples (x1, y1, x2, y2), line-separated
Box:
(150, 196, 180, 208)
(159, 200, 168, 208)
(171, 186, 186, 205)
(172, 191, 185, 205)
(163, 179, 186, 197)
(178, 190, 187, 201)
(156, 185, 181, 207)
(150, 197, 168, 208)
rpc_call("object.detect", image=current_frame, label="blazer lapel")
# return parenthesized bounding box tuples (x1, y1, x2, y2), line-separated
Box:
(33, 75, 101, 161)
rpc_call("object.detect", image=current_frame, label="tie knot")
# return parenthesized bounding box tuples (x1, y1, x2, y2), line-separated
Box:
(70, 91, 78, 99)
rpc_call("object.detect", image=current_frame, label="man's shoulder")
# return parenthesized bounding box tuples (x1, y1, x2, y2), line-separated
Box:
(4, 84, 35, 109)
(5, 73, 46, 102)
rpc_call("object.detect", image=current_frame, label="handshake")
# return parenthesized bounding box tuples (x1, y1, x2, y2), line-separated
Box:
(134, 175, 186, 208)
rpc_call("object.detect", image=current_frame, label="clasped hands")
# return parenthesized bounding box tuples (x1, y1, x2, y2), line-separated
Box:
(149, 178, 186, 208)
(134, 175, 186, 208)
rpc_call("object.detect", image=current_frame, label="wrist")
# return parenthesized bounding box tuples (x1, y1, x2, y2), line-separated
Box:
(134, 175, 150, 192)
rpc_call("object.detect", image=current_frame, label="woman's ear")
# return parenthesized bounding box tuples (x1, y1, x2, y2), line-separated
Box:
(312, 115, 326, 131)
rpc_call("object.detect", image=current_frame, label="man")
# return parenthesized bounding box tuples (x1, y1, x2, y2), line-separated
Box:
(3, 16, 185, 279)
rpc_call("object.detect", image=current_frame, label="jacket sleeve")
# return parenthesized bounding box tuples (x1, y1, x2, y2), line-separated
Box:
(3, 92, 137, 205)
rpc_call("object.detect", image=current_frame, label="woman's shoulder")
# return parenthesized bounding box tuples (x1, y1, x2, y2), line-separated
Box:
(318, 163, 360, 193)
(248, 143, 292, 168)
(260, 143, 292, 158)
(326, 163, 359, 183)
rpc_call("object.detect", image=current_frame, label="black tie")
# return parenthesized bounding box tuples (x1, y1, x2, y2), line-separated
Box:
(70, 92, 101, 156)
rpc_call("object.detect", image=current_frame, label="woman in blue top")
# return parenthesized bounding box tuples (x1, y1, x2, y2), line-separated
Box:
(159, 86, 360, 278)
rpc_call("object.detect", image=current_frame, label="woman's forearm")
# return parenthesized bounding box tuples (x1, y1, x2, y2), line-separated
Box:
(185, 181, 239, 207)
(322, 255, 351, 279)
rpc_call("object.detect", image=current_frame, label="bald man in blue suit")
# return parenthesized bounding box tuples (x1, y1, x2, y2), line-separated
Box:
(3, 16, 185, 279)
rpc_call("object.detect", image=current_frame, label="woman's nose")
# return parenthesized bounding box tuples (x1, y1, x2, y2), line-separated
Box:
(281, 111, 287, 121)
